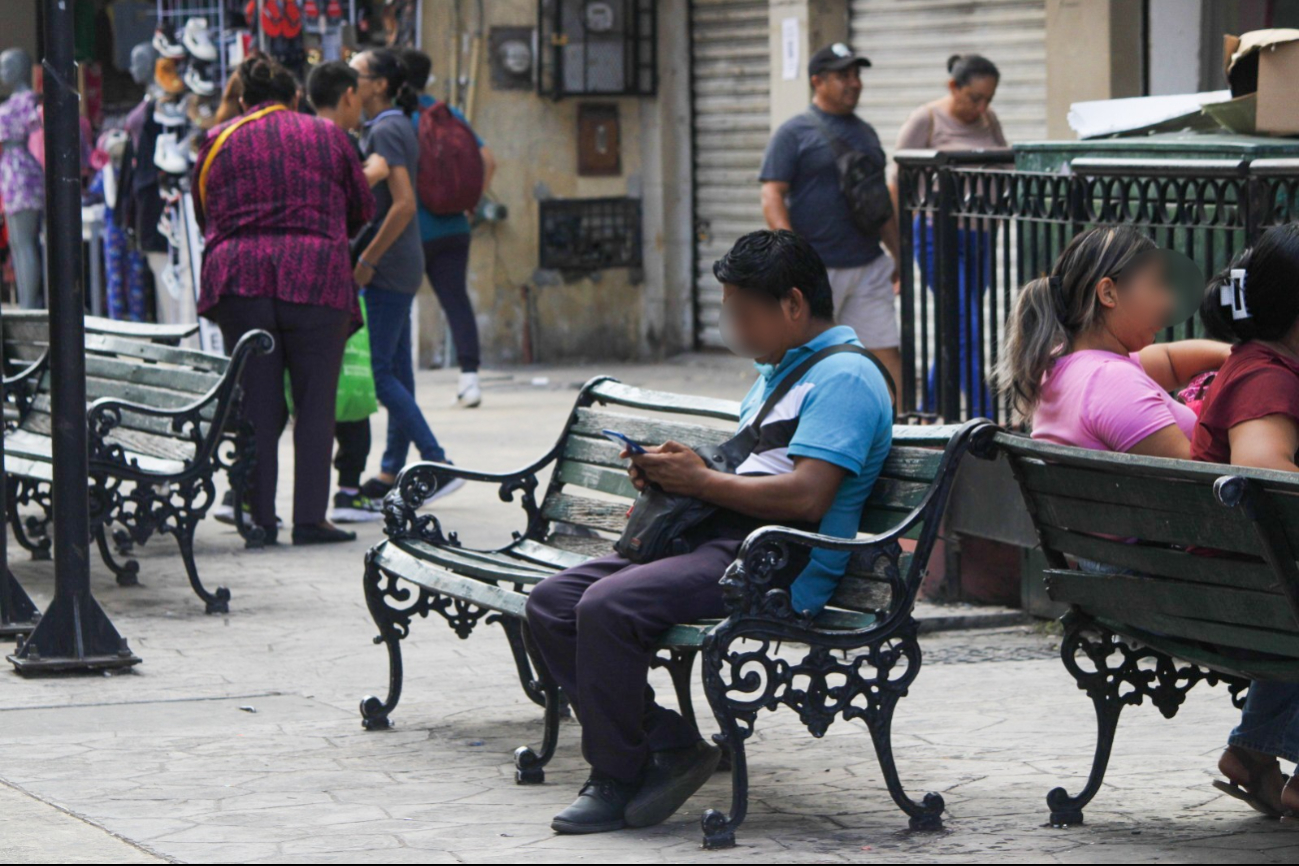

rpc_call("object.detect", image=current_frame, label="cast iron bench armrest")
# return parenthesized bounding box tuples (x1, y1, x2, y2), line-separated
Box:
(719, 418, 994, 634)
(84, 330, 274, 475)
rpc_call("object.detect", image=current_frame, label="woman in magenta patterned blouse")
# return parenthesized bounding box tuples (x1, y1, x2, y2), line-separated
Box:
(195, 55, 375, 546)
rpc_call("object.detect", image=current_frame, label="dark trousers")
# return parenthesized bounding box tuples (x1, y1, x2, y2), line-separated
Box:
(334, 419, 371, 489)
(423, 234, 479, 373)
(524, 539, 738, 784)
(213, 296, 350, 528)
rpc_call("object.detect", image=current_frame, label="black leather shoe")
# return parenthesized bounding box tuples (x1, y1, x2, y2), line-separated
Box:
(551, 773, 639, 834)
(624, 741, 721, 828)
(291, 523, 357, 545)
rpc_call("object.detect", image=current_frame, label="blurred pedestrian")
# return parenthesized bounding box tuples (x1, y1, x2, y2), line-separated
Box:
(195, 55, 375, 545)
(401, 47, 496, 409)
(759, 43, 902, 396)
(892, 54, 1008, 416)
(350, 48, 465, 504)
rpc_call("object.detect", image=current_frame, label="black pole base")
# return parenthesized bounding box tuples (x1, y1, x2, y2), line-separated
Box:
(0, 567, 40, 639)
(7, 591, 139, 676)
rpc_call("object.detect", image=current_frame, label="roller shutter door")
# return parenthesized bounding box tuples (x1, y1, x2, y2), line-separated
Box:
(849, 0, 1047, 155)
(690, 0, 771, 347)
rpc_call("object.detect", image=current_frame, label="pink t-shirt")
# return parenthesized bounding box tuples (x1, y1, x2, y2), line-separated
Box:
(1031, 350, 1197, 452)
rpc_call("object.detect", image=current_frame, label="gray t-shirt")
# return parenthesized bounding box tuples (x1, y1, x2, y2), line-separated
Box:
(361, 110, 424, 293)
(759, 105, 885, 269)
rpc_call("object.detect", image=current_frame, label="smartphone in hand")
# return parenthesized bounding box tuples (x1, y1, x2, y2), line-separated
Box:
(602, 429, 647, 455)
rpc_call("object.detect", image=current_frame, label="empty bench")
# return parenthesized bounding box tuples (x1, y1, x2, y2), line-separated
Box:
(980, 431, 1299, 826)
(2, 326, 273, 613)
(359, 375, 989, 848)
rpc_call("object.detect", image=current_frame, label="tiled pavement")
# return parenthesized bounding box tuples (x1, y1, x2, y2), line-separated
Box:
(1, 359, 1296, 863)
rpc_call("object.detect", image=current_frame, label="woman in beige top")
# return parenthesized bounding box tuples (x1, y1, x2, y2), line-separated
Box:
(893, 54, 1008, 417)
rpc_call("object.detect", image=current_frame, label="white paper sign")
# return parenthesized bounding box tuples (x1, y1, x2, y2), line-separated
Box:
(781, 18, 800, 80)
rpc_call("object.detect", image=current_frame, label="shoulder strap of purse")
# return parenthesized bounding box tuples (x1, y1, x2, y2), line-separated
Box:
(806, 110, 851, 159)
(197, 104, 288, 212)
(749, 343, 897, 432)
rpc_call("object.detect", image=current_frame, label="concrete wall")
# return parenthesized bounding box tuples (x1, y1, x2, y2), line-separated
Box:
(1044, 0, 1144, 138)
(415, 0, 691, 367)
(767, 0, 848, 127)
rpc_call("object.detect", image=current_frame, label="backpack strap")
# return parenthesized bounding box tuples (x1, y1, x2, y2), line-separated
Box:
(197, 104, 287, 212)
(748, 343, 897, 432)
(807, 110, 851, 159)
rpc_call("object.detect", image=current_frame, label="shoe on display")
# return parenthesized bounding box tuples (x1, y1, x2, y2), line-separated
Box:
(182, 17, 218, 61)
(154, 58, 186, 95)
(249, 0, 287, 38)
(184, 62, 216, 97)
(455, 371, 482, 408)
(157, 211, 181, 249)
(303, 0, 320, 18)
(152, 95, 189, 127)
(153, 132, 189, 175)
(329, 490, 385, 524)
(160, 261, 184, 301)
(325, 0, 344, 19)
(152, 26, 186, 59)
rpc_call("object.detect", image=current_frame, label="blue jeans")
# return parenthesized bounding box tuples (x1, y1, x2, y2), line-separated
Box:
(364, 287, 447, 475)
(915, 217, 993, 417)
(1230, 683, 1299, 765)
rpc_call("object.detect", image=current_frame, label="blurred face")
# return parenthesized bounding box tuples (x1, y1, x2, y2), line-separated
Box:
(719, 284, 811, 363)
(811, 66, 862, 115)
(349, 53, 384, 115)
(335, 87, 363, 130)
(1095, 254, 1176, 352)
(948, 74, 997, 124)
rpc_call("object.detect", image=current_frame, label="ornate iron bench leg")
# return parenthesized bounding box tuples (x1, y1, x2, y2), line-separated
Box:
(177, 513, 230, 615)
(94, 524, 140, 587)
(513, 621, 561, 785)
(861, 629, 944, 831)
(9, 479, 51, 561)
(498, 613, 572, 719)
(359, 550, 431, 730)
(698, 632, 753, 850)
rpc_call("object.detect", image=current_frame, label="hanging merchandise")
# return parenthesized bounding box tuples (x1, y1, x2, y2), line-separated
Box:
(152, 26, 187, 59)
(184, 61, 218, 96)
(154, 57, 187, 94)
(182, 17, 219, 61)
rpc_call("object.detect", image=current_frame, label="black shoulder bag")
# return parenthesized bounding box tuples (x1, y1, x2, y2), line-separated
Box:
(807, 111, 892, 237)
(614, 345, 896, 564)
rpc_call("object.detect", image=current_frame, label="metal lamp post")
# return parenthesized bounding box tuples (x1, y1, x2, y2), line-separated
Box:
(7, 0, 139, 674)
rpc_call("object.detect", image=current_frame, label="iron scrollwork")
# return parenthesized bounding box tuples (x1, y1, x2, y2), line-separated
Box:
(1046, 613, 1248, 826)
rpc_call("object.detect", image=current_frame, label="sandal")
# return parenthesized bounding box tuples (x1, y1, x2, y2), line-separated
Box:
(1214, 746, 1288, 818)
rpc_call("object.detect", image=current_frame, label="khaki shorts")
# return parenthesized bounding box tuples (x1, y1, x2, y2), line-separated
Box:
(828, 254, 898, 350)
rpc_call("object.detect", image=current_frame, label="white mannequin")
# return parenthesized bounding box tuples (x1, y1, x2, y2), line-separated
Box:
(0, 48, 43, 309)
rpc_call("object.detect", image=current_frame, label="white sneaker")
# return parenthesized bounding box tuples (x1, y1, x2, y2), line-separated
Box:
(183, 18, 218, 62)
(455, 372, 482, 408)
(184, 63, 216, 96)
(153, 132, 188, 175)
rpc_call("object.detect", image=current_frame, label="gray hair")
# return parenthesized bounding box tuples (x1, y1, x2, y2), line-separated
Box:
(993, 226, 1155, 422)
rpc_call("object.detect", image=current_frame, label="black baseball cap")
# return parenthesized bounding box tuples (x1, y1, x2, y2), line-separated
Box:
(808, 42, 871, 77)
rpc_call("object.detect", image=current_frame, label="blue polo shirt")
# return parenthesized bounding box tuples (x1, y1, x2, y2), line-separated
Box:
(734, 325, 893, 614)
(410, 94, 485, 243)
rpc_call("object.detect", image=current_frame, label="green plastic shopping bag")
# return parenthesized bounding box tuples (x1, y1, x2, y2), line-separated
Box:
(285, 297, 378, 423)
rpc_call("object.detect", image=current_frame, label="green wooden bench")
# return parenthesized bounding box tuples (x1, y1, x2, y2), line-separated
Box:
(359, 375, 990, 848)
(2, 325, 273, 613)
(979, 431, 1299, 827)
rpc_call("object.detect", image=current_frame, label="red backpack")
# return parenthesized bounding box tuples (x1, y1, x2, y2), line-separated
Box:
(416, 101, 485, 216)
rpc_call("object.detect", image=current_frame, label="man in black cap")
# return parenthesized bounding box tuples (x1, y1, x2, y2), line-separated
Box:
(760, 42, 902, 395)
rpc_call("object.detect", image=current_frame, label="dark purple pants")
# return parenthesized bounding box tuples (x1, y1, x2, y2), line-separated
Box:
(524, 538, 739, 784)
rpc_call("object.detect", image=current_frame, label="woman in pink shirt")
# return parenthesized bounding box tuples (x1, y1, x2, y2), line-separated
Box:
(995, 225, 1229, 458)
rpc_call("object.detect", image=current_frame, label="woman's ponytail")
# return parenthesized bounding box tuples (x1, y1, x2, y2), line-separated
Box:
(394, 82, 420, 116)
(994, 275, 1067, 422)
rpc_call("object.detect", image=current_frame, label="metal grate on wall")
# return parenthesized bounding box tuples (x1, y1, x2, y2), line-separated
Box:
(539, 197, 644, 271)
(537, 0, 658, 99)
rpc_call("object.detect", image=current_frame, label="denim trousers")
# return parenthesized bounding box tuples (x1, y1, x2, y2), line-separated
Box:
(363, 286, 446, 475)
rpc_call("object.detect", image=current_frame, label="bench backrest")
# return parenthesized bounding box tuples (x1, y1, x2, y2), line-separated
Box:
(541, 377, 972, 615)
(992, 431, 1299, 678)
(18, 332, 237, 472)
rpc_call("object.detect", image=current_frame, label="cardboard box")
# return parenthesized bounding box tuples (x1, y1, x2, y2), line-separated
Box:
(1224, 29, 1299, 136)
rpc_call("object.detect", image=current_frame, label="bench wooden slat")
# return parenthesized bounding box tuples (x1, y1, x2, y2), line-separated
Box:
(590, 380, 742, 421)
(1039, 526, 1277, 593)
(84, 354, 222, 396)
(556, 460, 638, 500)
(571, 408, 732, 451)
(82, 333, 233, 373)
(541, 491, 626, 534)
(509, 539, 592, 569)
(1096, 617, 1299, 682)
(6, 429, 187, 477)
(23, 400, 212, 448)
(394, 540, 553, 585)
(1032, 492, 1258, 555)
(1045, 569, 1298, 632)
(373, 543, 530, 619)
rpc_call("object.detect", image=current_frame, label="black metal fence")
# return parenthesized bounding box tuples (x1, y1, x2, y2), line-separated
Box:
(894, 150, 1299, 425)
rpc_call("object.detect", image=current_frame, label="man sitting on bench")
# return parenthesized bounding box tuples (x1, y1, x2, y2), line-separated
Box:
(525, 229, 895, 834)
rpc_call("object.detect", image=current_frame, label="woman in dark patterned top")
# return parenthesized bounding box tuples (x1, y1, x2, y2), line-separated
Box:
(195, 55, 375, 546)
